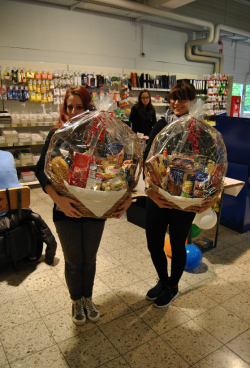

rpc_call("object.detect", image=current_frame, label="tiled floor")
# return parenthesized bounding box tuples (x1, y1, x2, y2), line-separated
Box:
(1, 187, 250, 367)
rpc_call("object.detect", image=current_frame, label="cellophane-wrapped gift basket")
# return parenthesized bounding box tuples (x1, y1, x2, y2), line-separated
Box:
(145, 101, 227, 211)
(45, 104, 143, 218)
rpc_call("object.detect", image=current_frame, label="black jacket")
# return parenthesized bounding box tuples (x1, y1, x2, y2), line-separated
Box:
(129, 105, 157, 137)
(0, 207, 57, 269)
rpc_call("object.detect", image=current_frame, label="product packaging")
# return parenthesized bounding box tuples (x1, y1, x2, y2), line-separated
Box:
(45, 97, 142, 218)
(145, 100, 227, 211)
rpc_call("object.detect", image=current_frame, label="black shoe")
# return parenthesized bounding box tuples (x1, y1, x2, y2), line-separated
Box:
(146, 280, 165, 301)
(153, 286, 179, 308)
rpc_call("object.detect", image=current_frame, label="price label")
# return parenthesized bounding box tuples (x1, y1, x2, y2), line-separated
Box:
(19, 142, 23, 146)
(22, 163, 26, 166)
(0, 124, 4, 128)
(31, 142, 36, 145)
(31, 123, 36, 126)
(8, 143, 12, 146)
(45, 122, 49, 126)
(22, 123, 27, 127)
(12, 124, 17, 127)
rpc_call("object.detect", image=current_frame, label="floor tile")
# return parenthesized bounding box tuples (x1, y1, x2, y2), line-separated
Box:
(110, 245, 147, 265)
(123, 336, 189, 368)
(173, 288, 218, 318)
(100, 234, 131, 253)
(107, 221, 139, 236)
(180, 268, 215, 286)
(100, 356, 130, 368)
(135, 304, 190, 335)
(0, 278, 28, 305)
(218, 265, 250, 291)
(119, 230, 147, 246)
(0, 296, 40, 331)
(194, 305, 249, 344)
(43, 308, 95, 343)
(97, 265, 141, 291)
(0, 344, 8, 366)
(93, 276, 113, 297)
(195, 275, 241, 303)
(22, 268, 64, 294)
(29, 285, 69, 316)
(126, 257, 158, 279)
(0, 319, 55, 362)
(226, 328, 250, 364)
(192, 345, 250, 368)
(221, 291, 250, 324)
(99, 312, 157, 355)
(58, 327, 119, 367)
(96, 253, 122, 274)
(95, 291, 133, 325)
(115, 280, 153, 311)
(161, 319, 222, 365)
(10, 345, 68, 367)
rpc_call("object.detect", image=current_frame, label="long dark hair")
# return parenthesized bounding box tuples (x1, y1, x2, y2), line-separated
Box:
(54, 86, 94, 129)
(167, 82, 196, 103)
(135, 89, 155, 112)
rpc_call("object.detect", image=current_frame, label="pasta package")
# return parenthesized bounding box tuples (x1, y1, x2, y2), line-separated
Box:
(45, 106, 143, 218)
(145, 100, 227, 210)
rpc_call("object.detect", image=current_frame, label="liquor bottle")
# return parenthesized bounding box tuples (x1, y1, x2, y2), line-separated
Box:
(163, 149, 168, 168)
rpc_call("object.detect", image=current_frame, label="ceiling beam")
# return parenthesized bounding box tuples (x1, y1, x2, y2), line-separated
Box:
(146, 0, 196, 9)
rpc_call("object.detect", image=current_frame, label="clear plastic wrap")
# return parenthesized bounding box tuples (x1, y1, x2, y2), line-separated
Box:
(45, 102, 143, 218)
(145, 100, 227, 211)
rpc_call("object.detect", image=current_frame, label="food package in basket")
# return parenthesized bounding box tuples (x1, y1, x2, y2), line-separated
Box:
(145, 101, 227, 211)
(45, 109, 143, 218)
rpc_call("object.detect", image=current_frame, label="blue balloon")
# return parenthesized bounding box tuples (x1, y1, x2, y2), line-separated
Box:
(185, 244, 202, 270)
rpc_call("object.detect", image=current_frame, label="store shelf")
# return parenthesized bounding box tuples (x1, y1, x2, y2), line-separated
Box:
(131, 88, 170, 92)
(16, 163, 36, 168)
(0, 122, 55, 128)
(129, 98, 169, 106)
(0, 141, 45, 148)
(20, 180, 40, 186)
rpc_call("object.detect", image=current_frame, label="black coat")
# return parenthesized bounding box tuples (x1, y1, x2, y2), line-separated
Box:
(129, 105, 156, 137)
(0, 207, 57, 269)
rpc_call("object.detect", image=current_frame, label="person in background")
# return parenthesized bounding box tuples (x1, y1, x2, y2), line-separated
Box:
(143, 82, 220, 309)
(129, 89, 157, 137)
(36, 86, 132, 326)
(0, 150, 22, 215)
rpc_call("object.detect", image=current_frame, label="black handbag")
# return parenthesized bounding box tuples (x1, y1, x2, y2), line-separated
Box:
(5, 188, 34, 263)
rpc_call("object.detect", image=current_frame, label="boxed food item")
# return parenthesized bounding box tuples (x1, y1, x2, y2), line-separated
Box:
(18, 133, 31, 143)
(44, 113, 53, 122)
(11, 113, 21, 124)
(20, 114, 29, 124)
(29, 113, 38, 124)
(17, 149, 33, 164)
(19, 169, 36, 182)
(50, 112, 59, 122)
(192, 237, 214, 252)
(31, 133, 44, 142)
(37, 114, 45, 123)
(2, 129, 18, 143)
(39, 130, 49, 139)
(0, 136, 5, 143)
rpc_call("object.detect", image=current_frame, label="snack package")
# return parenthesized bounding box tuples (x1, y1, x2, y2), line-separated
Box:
(45, 98, 142, 218)
(145, 100, 227, 210)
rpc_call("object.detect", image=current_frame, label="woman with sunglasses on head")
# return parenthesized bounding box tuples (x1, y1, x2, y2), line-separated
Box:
(36, 86, 132, 326)
(143, 82, 219, 309)
(129, 89, 157, 137)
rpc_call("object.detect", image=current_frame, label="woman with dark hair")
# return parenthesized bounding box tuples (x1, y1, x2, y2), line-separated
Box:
(36, 86, 132, 325)
(129, 89, 157, 137)
(143, 82, 219, 309)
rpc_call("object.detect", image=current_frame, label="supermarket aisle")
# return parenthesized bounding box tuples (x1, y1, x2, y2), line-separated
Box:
(0, 187, 250, 368)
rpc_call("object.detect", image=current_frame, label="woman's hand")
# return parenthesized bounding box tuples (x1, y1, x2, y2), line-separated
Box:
(55, 196, 82, 218)
(112, 195, 132, 219)
(45, 183, 82, 218)
(147, 189, 172, 209)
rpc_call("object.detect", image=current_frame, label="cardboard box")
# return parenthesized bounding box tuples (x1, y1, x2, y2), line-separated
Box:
(127, 196, 147, 229)
(193, 237, 214, 252)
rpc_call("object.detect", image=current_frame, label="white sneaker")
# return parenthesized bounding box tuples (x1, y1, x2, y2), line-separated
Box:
(83, 297, 100, 322)
(71, 299, 86, 326)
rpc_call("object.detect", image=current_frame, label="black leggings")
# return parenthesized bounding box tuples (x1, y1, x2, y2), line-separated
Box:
(55, 219, 105, 300)
(146, 197, 195, 287)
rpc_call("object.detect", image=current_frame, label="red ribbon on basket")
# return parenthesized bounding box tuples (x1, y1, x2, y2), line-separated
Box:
(187, 118, 202, 153)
